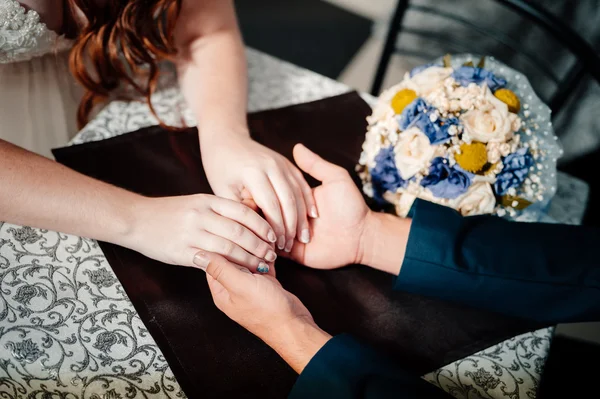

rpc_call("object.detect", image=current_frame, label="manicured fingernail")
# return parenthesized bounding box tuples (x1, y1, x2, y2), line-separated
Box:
(257, 262, 270, 274)
(300, 229, 310, 244)
(193, 251, 210, 271)
(277, 236, 286, 250)
(265, 250, 277, 262)
(284, 240, 294, 253)
(267, 230, 277, 243)
(310, 206, 319, 219)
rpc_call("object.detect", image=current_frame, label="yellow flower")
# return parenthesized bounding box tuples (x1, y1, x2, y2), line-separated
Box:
(391, 89, 417, 114)
(494, 88, 520, 113)
(455, 142, 488, 173)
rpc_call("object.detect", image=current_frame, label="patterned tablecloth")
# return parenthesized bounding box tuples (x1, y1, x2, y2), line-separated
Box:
(0, 48, 589, 399)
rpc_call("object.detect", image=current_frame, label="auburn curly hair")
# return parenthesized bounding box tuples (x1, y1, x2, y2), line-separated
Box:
(64, 0, 183, 129)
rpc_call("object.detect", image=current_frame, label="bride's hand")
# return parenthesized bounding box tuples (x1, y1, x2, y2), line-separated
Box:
(201, 133, 317, 253)
(124, 194, 278, 274)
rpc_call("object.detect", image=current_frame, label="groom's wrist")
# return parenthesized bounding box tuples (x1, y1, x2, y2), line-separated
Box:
(261, 317, 331, 374)
(359, 211, 412, 276)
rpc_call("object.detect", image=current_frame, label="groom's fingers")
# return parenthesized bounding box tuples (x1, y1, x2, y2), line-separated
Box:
(196, 251, 254, 294)
(293, 144, 348, 183)
(240, 189, 259, 212)
(290, 165, 319, 219)
(277, 240, 306, 266)
(244, 172, 286, 250)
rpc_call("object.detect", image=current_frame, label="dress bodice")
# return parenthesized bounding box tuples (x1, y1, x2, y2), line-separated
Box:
(0, 0, 79, 157)
(0, 0, 71, 63)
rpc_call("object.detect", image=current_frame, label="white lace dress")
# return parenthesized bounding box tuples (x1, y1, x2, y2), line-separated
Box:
(0, 0, 81, 158)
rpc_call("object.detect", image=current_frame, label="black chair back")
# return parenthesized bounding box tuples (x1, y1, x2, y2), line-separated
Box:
(371, 0, 600, 120)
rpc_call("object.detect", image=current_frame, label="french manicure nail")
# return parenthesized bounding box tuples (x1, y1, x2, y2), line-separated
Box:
(257, 262, 270, 274)
(193, 251, 210, 271)
(310, 206, 319, 219)
(267, 230, 277, 243)
(284, 240, 294, 253)
(277, 236, 286, 250)
(300, 229, 310, 244)
(265, 250, 277, 262)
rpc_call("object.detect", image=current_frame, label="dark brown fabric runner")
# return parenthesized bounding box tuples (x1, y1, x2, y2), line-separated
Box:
(54, 92, 543, 399)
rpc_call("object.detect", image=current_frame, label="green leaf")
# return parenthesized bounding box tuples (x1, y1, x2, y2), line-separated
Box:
(443, 54, 452, 68)
(501, 195, 532, 210)
(477, 56, 486, 68)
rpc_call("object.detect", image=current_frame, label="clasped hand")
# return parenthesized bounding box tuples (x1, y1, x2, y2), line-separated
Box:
(202, 133, 319, 253)
(199, 144, 377, 371)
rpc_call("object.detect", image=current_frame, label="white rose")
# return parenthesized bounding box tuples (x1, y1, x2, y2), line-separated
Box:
(460, 87, 514, 143)
(393, 127, 435, 180)
(406, 67, 453, 96)
(455, 182, 496, 216)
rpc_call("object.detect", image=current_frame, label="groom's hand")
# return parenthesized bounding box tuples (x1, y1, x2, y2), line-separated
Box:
(285, 144, 413, 275)
(283, 144, 372, 269)
(198, 251, 331, 373)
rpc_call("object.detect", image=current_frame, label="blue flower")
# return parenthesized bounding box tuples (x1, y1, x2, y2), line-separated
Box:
(414, 115, 458, 145)
(421, 157, 472, 199)
(451, 66, 507, 92)
(494, 148, 534, 195)
(396, 98, 456, 145)
(370, 147, 407, 202)
(396, 98, 430, 130)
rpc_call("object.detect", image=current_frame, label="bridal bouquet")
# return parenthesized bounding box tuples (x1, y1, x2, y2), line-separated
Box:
(357, 54, 562, 220)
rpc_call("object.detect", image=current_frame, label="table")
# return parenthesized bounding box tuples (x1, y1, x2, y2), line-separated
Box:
(0, 48, 589, 399)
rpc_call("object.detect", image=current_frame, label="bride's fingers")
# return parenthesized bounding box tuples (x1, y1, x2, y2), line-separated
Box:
(201, 213, 277, 263)
(192, 231, 271, 274)
(208, 197, 276, 245)
(290, 164, 318, 219)
(267, 168, 298, 252)
(243, 172, 286, 250)
(286, 171, 310, 244)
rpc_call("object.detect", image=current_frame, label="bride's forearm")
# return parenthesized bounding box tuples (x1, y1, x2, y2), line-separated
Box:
(0, 140, 139, 244)
(174, 0, 248, 142)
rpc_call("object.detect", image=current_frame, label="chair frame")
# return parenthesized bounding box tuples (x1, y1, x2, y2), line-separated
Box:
(370, 0, 600, 119)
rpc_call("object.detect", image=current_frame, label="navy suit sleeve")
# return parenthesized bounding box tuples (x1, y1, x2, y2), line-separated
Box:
(290, 200, 599, 399)
(289, 335, 450, 399)
(397, 200, 600, 324)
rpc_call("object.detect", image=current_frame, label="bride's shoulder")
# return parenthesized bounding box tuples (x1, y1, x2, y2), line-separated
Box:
(0, 0, 71, 64)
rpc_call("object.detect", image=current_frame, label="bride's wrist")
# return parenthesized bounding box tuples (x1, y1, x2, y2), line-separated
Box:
(198, 124, 250, 146)
(111, 194, 151, 250)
